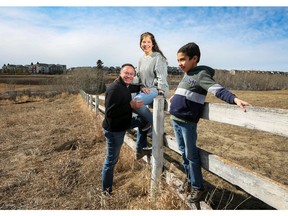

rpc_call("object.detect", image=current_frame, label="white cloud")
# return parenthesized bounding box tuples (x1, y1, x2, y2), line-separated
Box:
(0, 7, 287, 72)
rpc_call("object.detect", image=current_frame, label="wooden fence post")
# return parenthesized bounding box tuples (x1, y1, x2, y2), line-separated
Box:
(150, 96, 165, 202)
(88, 95, 91, 109)
(94, 95, 99, 113)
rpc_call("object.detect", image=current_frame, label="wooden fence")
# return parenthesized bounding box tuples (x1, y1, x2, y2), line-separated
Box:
(80, 90, 288, 210)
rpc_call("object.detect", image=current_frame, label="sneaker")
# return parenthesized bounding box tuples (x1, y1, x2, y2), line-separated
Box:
(142, 123, 152, 132)
(136, 147, 152, 160)
(136, 151, 145, 160)
(187, 187, 205, 203)
(142, 146, 152, 153)
(102, 190, 112, 197)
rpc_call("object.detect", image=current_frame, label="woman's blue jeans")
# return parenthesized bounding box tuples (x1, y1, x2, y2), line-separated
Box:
(172, 119, 203, 189)
(133, 88, 158, 125)
(102, 115, 147, 194)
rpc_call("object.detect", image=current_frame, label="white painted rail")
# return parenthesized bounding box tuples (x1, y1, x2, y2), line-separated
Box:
(80, 90, 288, 210)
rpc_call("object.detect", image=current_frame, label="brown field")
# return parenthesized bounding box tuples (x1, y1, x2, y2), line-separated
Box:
(0, 77, 287, 210)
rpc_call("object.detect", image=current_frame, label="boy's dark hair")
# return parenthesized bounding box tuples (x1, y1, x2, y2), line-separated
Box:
(178, 42, 201, 63)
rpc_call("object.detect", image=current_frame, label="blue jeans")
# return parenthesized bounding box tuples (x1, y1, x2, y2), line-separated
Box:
(102, 115, 148, 193)
(172, 119, 203, 189)
(133, 88, 158, 125)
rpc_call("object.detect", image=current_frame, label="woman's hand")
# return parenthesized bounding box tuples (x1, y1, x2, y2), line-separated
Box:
(141, 87, 151, 94)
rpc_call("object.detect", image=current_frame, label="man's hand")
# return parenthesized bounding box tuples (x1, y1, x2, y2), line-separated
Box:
(130, 99, 144, 109)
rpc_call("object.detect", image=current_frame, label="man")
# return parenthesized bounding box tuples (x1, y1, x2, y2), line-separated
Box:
(101, 63, 150, 195)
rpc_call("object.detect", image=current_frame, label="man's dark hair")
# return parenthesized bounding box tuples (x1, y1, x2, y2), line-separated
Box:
(121, 63, 135, 71)
(178, 42, 201, 63)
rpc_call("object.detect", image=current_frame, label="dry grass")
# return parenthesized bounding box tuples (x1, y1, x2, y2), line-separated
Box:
(0, 76, 287, 210)
(0, 93, 186, 210)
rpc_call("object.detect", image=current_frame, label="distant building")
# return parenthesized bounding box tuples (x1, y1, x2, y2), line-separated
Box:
(34, 63, 49, 74)
(1, 62, 66, 74)
(34, 62, 66, 74)
(2, 64, 29, 74)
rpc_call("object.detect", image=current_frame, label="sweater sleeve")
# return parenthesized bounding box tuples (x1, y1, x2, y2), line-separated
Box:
(212, 86, 236, 104)
(199, 70, 236, 104)
(155, 55, 169, 94)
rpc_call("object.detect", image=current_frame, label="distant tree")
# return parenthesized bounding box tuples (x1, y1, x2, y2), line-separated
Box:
(96, 59, 104, 70)
(115, 66, 121, 74)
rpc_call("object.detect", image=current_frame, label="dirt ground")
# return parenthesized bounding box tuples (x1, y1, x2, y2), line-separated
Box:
(0, 83, 287, 210)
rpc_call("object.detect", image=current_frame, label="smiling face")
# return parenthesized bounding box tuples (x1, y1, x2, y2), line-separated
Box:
(120, 65, 135, 85)
(177, 52, 198, 73)
(140, 35, 154, 55)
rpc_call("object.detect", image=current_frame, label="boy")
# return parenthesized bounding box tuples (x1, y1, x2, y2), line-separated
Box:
(169, 42, 249, 202)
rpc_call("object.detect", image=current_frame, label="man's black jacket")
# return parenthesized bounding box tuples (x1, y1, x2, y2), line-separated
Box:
(102, 77, 140, 132)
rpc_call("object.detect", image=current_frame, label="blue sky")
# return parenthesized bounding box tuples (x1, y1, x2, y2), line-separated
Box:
(0, 6, 288, 72)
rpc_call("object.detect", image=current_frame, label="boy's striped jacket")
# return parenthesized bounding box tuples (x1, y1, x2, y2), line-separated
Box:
(169, 65, 237, 123)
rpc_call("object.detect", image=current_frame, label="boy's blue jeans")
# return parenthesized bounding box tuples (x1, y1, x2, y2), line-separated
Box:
(133, 88, 158, 125)
(102, 115, 147, 194)
(172, 119, 203, 190)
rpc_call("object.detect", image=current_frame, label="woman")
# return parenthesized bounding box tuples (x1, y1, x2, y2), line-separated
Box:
(133, 32, 169, 132)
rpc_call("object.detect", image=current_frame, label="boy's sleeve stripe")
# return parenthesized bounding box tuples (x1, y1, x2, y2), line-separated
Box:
(208, 84, 224, 96)
(175, 88, 206, 104)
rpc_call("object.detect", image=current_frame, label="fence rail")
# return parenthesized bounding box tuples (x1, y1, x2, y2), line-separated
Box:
(80, 90, 288, 210)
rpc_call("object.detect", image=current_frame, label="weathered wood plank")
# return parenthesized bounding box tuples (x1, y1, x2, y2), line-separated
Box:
(93, 96, 288, 138)
(165, 135, 288, 209)
(166, 100, 288, 137)
(99, 105, 105, 113)
(201, 150, 288, 210)
(201, 103, 288, 137)
(99, 95, 105, 100)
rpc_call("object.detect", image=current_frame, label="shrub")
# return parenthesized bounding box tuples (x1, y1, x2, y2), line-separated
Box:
(52, 68, 106, 94)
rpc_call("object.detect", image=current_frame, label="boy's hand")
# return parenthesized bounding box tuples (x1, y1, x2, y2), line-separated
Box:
(234, 98, 250, 112)
(130, 99, 144, 109)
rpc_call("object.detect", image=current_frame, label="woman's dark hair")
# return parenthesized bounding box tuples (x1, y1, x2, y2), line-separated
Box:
(140, 32, 167, 60)
(178, 42, 201, 63)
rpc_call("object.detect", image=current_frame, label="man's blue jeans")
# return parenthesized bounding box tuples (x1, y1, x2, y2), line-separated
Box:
(172, 119, 203, 190)
(133, 88, 158, 125)
(102, 115, 147, 194)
